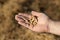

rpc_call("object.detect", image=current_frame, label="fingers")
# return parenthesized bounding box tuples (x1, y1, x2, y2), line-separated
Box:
(18, 21, 33, 29)
(31, 11, 42, 16)
(18, 13, 31, 19)
(18, 22, 29, 27)
(17, 19, 34, 30)
(15, 15, 30, 24)
(15, 15, 22, 21)
(15, 14, 30, 28)
(15, 15, 23, 22)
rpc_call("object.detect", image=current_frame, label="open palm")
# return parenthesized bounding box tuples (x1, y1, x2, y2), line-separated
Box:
(15, 11, 49, 32)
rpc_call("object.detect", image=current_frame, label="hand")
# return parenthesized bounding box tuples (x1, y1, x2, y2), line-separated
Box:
(15, 11, 49, 32)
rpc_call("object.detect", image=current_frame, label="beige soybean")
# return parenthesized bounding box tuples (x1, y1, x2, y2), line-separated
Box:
(29, 16, 38, 27)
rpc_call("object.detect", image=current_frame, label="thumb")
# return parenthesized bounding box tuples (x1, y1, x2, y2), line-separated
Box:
(31, 11, 41, 16)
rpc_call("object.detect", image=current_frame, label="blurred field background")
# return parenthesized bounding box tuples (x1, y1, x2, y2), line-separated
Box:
(0, 0, 60, 40)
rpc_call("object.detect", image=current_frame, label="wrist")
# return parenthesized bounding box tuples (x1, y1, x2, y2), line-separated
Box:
(45, 19, 54, 33)
(43, 19, 50, 33)
(48, 20, 60, 35)
(48, 20, 55, 33)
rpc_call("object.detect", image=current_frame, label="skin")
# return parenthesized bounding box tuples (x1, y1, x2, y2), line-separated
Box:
(15, 11, 60, 35)
(49, 20, 60, 35)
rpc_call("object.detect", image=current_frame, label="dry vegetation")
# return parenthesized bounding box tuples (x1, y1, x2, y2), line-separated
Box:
(0, 0, 60, 40)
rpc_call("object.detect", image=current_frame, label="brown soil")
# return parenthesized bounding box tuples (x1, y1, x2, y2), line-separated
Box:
(0, 0, 60, 40)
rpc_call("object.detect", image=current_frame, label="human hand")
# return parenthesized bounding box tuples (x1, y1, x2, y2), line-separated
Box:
(15, 11, 49, 32)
